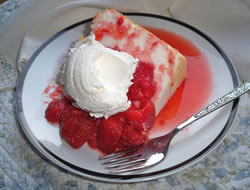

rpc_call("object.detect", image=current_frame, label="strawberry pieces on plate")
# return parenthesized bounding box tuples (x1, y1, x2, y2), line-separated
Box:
(128, 61, 156, 101)
(45, 61, 156, 154)
(120, 124, 145, 147)
(45, 98, 70, 123)
(97, 114, 124, 154)
(60, 106, 99, 149)
(126, 99, 155, 132)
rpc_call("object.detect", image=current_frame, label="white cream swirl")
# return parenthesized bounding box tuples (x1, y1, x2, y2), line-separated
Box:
(62, 35, 138, 118)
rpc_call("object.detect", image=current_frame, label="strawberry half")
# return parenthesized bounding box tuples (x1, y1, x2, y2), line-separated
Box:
(120, 124, 144, 147)
(45, 99, 70, 123)
(97, 114, 124, 154)
(60, 106, 98, 149)
(128, 61, 156, 101)
(125, 99, 155, 132)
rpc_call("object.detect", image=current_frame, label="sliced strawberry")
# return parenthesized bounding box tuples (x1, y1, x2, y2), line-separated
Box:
(128, 61, 156, 101)
(127, 82, 144, 100)
(60, 115, 85, 149)
(120, 124, 144, 147)
(45, 99, 70, 123)
(88, 133, 98, 149)
(97, 115, 124, 154)
(61, 105, 88, 119)
(141, 78, 156, 99)
(125, 99, 155, 132)
(60, 106, 98, 149)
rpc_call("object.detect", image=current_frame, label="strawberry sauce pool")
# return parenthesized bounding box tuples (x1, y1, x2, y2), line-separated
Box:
(145, 26, 213, 134)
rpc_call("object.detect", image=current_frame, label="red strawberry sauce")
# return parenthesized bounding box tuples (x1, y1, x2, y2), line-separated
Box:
(44, 27, 213, 154)
(145, 26, 213, 134)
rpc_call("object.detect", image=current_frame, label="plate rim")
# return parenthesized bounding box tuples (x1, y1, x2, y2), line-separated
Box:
(15, 12, 240, 183)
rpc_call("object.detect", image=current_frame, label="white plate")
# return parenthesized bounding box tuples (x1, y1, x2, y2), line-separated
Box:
(16, 13, 240, 183)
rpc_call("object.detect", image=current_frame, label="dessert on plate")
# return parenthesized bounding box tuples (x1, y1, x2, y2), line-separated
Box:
(45, 9, 187, 154)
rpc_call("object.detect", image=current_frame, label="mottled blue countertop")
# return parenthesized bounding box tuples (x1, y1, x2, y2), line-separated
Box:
(0, 0, 249, 189)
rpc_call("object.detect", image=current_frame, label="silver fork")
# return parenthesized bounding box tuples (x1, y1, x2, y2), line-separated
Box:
(100, 80, 250, 173)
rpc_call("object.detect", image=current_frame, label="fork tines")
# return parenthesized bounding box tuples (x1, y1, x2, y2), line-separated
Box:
(99, 149, 147, 172)
(99, 149, 135, 161)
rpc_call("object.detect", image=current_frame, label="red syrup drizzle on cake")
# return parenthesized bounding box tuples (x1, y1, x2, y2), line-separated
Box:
(144, 27, 213, 135)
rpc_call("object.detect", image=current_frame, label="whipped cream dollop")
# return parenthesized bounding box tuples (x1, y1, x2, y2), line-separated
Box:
(62, 35, 138, 118)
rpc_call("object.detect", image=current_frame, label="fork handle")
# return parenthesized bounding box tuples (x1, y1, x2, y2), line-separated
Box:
(176, 80, 250, 131)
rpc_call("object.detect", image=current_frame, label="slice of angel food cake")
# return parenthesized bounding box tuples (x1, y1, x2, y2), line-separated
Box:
(91, 9, 187, 115)
(45, 9, 187, 154)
